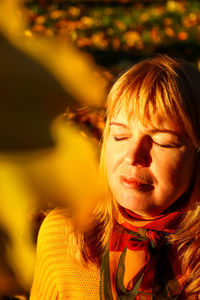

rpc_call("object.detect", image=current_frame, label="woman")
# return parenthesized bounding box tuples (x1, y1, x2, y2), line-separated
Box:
(30, 55, 200, 299)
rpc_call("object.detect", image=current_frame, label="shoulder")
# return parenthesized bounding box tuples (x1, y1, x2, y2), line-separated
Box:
(36, 207, 74, 255)
(30, 208, 74, 299)
(40, 206, 72, 230)
(31, 208, 100, 299)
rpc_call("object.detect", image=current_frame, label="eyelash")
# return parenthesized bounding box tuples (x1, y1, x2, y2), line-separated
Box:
(153, 142, 175, 148)
(114, 136, 129, 141)
(113, 137, 179, 148)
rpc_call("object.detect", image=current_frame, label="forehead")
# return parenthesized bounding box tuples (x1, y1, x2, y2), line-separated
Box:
(111, 106, 183, 133)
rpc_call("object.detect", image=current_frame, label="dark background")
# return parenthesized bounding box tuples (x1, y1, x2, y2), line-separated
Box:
(24, 0, 200, 76)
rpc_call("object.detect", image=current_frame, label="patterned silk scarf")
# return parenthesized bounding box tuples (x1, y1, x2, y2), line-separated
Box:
(100, 205, 187, 300)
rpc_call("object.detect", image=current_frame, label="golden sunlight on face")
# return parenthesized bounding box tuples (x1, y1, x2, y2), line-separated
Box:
(105, 107, 196, 218)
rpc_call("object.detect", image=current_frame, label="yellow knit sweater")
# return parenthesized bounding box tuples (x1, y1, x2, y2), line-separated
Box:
(30, 208, 100, 300)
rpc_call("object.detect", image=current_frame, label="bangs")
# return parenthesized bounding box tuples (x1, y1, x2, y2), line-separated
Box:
(106, 60, 196, 145)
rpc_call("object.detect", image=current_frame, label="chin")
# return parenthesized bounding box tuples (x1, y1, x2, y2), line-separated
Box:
(116, 195, 153, 215)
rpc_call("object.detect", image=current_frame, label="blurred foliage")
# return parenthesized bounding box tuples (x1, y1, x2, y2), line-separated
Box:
(1, 0, 199, 299)
(0, 0, 107, 299)
(0, 29, 107, 150)
(24, 0, 200, 71)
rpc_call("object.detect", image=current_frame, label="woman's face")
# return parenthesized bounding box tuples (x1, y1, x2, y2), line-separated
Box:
(105, 107, 196, 218)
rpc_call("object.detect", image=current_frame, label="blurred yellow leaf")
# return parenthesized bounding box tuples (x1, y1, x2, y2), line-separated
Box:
(0, 0, 107, 297)
(165, 27, 175, 38)
(0, 160, 35, 291)
(68, 6, 81, 18)
(167, 1, 177, 12)
(0, 0, 107, 107)
(50, 10, 66, 20)
(25, 118, 106, 226)
(81, 16, 94, 28)
(177, 31, 188, 41)
(123, 31, 141, 47)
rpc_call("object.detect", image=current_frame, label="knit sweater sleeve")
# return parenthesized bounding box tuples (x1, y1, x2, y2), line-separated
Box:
(30, 208, 100, 300)
(30, 208, 73, 300)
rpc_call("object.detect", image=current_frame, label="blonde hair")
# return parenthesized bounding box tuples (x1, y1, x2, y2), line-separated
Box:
(80, 55, 200, 294)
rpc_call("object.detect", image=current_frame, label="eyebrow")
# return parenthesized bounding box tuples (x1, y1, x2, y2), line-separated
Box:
(109, 121, 181, 136)
(145, 129, 180, 136)
(109, 121, 129, 128)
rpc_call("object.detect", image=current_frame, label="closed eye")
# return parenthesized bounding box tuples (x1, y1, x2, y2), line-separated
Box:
(114, 136, 129, 141)
(153, 141, 181, 148)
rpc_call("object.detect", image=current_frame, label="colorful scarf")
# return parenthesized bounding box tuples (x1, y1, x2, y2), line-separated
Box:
(100, 205, 187, 300)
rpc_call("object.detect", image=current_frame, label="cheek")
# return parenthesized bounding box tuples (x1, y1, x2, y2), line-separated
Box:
(153, 149, 195, 192)
(105, 139, 123, 174)
(105, 141, 114, 183)
(175, 153, 195, 188)
(105, 141, 111, 169)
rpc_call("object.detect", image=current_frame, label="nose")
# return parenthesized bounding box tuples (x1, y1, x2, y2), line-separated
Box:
(124, 136, 152, 167)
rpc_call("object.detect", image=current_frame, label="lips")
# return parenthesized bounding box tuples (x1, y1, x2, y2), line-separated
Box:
(120, 175, 154, 191)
